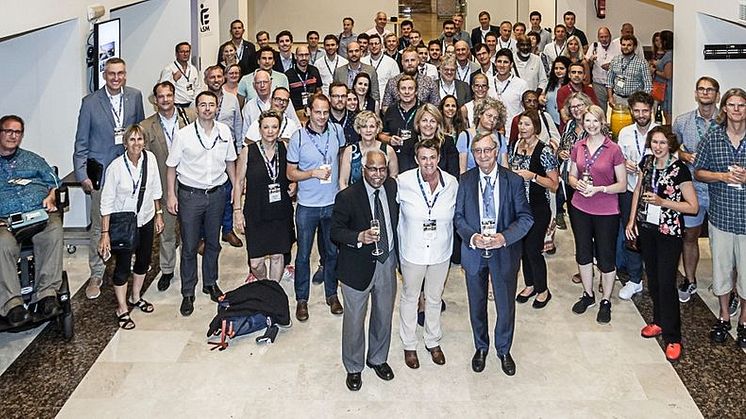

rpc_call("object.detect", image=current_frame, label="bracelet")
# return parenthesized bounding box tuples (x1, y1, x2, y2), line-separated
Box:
(602, 186, 607, 194)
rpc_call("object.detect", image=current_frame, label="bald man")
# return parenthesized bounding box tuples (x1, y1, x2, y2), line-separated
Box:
(585, 27, 618, 113)
(285, 45, 322, 110)
(365, 11, 393, 38)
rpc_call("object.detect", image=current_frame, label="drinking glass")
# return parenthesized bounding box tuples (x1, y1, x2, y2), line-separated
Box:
(371, 219, 383, 256)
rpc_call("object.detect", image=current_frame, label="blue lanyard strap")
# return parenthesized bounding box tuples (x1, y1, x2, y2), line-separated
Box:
(122, 153, 143, 196)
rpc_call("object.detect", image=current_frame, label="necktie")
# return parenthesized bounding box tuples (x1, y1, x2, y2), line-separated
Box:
(374, 189, 390, 262)
(483, 176, 496, 220)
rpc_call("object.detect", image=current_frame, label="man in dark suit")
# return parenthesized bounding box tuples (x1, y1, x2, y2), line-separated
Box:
(73, 57, 144, 300)
(331, 150, 398, 392)
(141, 81, 195, 292)
(470, 11, 500, 52)
(219, 20, 257, 76)
(454, 132, 533, 376)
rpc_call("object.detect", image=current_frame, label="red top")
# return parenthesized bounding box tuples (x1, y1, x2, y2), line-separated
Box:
(556, 83, 600, 132)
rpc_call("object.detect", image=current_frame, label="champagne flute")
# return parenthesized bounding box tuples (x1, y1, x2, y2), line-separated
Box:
(727, 162, 743, 190)
(481, 219, 496, 258)
(371, 219, 383, 256)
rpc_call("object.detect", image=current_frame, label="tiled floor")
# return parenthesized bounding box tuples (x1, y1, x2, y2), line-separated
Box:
(42, 226, 706, 418)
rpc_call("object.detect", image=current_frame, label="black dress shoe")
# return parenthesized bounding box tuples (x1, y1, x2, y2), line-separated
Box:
(515, 288, 537, 303)
(180, 296, 195, 316)
(532, 291, 552, 309)
(471, 349, 488, 373)
(6, 305, 31, 327)
(366, 361, 394, 381)
(202, 285, 224, 302)
(498, 353, 516, 376)
(157, 272, 174, 292)
(38, 296, 61, 317)
(346, 372, 362, 391)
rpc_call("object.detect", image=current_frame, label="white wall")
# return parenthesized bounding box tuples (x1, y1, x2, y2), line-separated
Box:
(248, 0, 397, 40)
(465, 0, 518, 29)
(581, 0, 673, 48)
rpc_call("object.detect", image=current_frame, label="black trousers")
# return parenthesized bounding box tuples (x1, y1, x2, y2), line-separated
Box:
(639, 225, 682, 343)
(112, 219, 154, 286)
(569, 206, 619, 273)
(521, 204, 551, 293)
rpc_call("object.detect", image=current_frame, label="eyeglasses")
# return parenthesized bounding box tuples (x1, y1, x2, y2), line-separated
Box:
(725, 102, 746, 110)
(570, 104, 585, 110)
(471, 146, 497, 155)
(696, 87, 717, 94)
(473, 84, 488, 90)
(364, 165, 388, 173)
(0, 129, 23, 136)
(272, 97, 290, 104)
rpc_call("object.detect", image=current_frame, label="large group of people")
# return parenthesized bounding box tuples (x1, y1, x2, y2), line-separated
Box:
(1, 7, 745, 394)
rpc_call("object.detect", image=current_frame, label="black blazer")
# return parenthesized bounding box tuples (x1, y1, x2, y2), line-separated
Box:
(217, 40, 257, 76)
(436, 79, 473, 107)
(331, 178, 399, 291)
(470, 25, 500, 49)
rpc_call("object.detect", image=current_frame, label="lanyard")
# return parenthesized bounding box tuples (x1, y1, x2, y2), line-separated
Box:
(633, 128, 644, 156)
(496, 75, 513, 96)
(439, 80, 455, 97)
(398, 103, 417, 129)
(278, 116, 288, 138)
(306, 126, 330, 160)
(583, 140, 605, 170)
(194, 122, 221, 150)
(554, 42, 565, 58)
(296, 67, 310, 92)
(457, 64, 470, 82)
(695, 116, 715, 143)
(122, 153, 143, 196)
(651, 155, 672, 192)
(109, 94, 123, 128)
(159, 114, 176, 147)
(257, 140, 279, 183)
(174, 61, 190, 81)
(324, 56, 339, 76)
(417, 169, 442, 219)
(235, 41, 243, 60)
(216, 94, 224, 119)
(177, 107, 190, 125)
(370, 55, 384, 72)
(619, 56, 633, 75)
(498, 38, 512, 50)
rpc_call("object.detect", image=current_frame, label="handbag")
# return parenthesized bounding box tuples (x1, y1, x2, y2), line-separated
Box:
(651, 81, 666, 102)
(109, 152, 148, 252)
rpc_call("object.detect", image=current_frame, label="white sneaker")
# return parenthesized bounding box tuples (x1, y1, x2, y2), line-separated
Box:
(618, 281, 643, 300)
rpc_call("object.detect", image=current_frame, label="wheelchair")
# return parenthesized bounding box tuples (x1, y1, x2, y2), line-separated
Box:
(0, 179, 74, 340)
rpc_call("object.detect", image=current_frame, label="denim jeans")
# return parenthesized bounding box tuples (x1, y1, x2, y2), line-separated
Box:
(294, 204, 338, 301)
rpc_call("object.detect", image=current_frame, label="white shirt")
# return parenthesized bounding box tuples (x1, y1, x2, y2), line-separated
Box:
(241, 97, 300, 140)
(585, 41, 621, 84)
(166, 120, 237, 189)
(512, 53, 548, 92)
(107, 91, 124, 129)
(245, 115, 301, 143)
(496, 37, 518, 54)
(100, 151, 162, 227)
(456, 61, 478, 83)
(362, 54, 399, 100)
(492, 75, 528, 138)
(317, 54, 348, 94)
(365, 27, 393, 39)
(418, 63, 439, 80)
(396, 168, 458, 265)
(542, 41, 566, 68)
(159, 112, 178, 150)
(618, 122, 658, 191)
(363, 180, 394, 253)
(160, 61, 201, 105)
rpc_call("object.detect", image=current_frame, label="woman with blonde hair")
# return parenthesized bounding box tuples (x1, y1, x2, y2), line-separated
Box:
(339, 111, 398, 189)
(399, 104, 459, 177)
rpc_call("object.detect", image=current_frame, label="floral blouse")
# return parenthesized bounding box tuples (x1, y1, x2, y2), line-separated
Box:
(635, 156, 692, 237)
(509, 141, 558, 206)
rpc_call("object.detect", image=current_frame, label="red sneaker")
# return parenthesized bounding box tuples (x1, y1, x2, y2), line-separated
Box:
(641, 323, 663, 338)
(665, 343, 682, 363)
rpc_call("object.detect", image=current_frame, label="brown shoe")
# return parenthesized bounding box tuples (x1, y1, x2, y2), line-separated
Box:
(197, 239, 205, 256)
(571, 273, 582, 284)
(222, 231, 243, 247)
(404, 350, 420, 369)
(85, 276, 103, 300)
(296, 301, 309, 322)
(427, 346, 446, 365)
(327, 295, 344, 315)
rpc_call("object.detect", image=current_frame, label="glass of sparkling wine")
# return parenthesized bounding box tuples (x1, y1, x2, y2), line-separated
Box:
(481, 219, 496, 258)
(727, 163, 743, 190)
(371, 219, 383, 256)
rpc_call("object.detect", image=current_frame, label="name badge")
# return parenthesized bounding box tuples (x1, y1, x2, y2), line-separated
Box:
(114, 127, 126, 145)
(646, 204, 661, 224)
(268, 183, 282, 203)
(423, 219, 437, 241)
(186, 83, 194, 94)
(615, 77, 626, 90)
(301, 91, 309, 107)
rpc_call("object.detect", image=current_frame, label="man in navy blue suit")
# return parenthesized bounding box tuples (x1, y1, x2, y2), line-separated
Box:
(454, 131, 533, 376)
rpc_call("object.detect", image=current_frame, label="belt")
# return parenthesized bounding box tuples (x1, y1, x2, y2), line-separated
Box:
(178, 182, 222, 194)
(175, 103, 191, 108)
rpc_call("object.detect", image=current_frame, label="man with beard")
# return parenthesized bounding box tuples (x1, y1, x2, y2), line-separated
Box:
(381, 47, 438, 112)
(606, 35, 652, 109)
(512, 35, 547, 94)
(318, 35, 348, 94)
(438, 20, 458, 52)
(285, 45, 322, 111)
(328, 82, 360, 146)
(333, 41, 380, 102)
(556, 62, 600, 114)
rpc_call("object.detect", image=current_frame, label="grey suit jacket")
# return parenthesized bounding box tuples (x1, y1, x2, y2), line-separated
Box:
(73, 86, 145, 184)
(141, 107, 196, 203)
(333, 63, 380, 102)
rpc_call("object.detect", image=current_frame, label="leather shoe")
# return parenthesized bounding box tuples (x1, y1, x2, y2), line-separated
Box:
(498, 352, 516, 376)
(157, 272, 174, 292)
(515, 287, 537, 303)
(180, 296, 195, 316)
(366, 361, 394, 381)
(427, 346, 446, 365)
(197, 239, 205, 256)
(327, 295, 343, 315)
(222, 231, 243, 247)
(346, 372, 362, 391)
(296, 301, 309, 322)
(6, 305, 31, 327)
(532, 291, 552, 309)
(404, 350, 420, 369)
(202, 284, 224, 302)
(471, 349, 488, 373)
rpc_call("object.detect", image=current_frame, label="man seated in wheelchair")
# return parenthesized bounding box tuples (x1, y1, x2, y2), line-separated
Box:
(0, 114, 63, 327)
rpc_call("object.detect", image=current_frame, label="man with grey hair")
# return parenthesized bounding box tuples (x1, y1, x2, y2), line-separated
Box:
(585, 27, 618, 113)
(365, 11, 393, 38)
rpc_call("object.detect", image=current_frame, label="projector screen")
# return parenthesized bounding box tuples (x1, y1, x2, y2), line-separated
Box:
(93, 18, 121, 90)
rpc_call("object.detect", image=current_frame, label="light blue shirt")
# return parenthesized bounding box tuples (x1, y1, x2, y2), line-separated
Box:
(286, 123, 345, 207)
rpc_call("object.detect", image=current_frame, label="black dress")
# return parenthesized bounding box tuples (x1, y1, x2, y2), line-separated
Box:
(243, 141, 294, 258)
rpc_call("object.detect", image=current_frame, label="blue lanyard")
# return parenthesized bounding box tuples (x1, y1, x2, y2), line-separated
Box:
(583, 140, 605, 170)
(416, 169, 442, 219)
(306, 126, 330, 160)
(398, 103, 418, 129)
(122, 153, 143, 196)
(159, 115, 176, 147)
(633, 129, 644, 156)
(651, 155, 672, 193)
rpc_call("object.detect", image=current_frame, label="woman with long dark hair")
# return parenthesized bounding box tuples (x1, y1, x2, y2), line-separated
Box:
(540, 56, 572, 127)
(352, 72, 377, 113)
(439, 95, 466, 140)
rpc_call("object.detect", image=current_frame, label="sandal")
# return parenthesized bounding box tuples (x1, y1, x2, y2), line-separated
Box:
(128, 298, 154, 313)
(117, 312, 136, 330)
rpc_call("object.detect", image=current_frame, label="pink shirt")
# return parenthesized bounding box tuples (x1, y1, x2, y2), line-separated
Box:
(571, 136, 625, 215)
